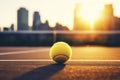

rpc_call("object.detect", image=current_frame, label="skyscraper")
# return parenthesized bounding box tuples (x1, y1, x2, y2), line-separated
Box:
(103, 4, 114, 30)
(73, 3, 81, 30)
(32, 12, 41, 30)
(73, 3, 90, 31)
(17, 8, 29, 31)
(103, 4, 113, 17)
(94, 4, 114, 31)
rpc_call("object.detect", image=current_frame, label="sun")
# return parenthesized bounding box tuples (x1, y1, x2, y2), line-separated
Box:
(74, 0, 103, 29)
(80, 8, 99, 29)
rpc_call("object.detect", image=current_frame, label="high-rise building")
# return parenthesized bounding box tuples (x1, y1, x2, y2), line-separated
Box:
(17, 8, 29, 31)
(32, 12, 41, 30)
(103, 4, 114, 30)
(94, 4, 115, 31)
(73, 3, 81, 30)
(103, 4, 113, 17)
(73, 3, 90, 30)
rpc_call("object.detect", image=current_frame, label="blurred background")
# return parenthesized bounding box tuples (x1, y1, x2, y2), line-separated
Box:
(0, 0, 120, 46)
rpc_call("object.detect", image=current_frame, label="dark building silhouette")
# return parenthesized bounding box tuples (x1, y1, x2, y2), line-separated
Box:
(113, 17, 120, 30)
(10, 24, 14, 31)
(17, 8, 29, 31)
(32, 12, 41, 30)
(73, 3, 90, 31)
(38, 20, 52, 30)
(3, 27, 9, 32)
(54, 23, 69, 30)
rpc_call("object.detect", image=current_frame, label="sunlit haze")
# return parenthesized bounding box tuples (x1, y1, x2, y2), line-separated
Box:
(0, 0, 120, 30)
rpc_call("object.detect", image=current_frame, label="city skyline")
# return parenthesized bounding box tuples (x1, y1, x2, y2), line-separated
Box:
(0, 0, 120, 30)
(73, 3, 120, 31)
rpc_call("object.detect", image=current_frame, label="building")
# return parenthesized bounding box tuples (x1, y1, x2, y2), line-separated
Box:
(73, 3, 81, 30)
(38, 20, 52, 30)
(103, 4, 113, 17)
(113, 17, 120, 30)
(10, 24, 14, 31)
(94, 4, 114, 31)
(32, 12, 41, 30)
(103, 4, 114, 30)
(73, 3, 90, 31)
(3, 27, 9, 32)
(54, 23, 69, 31)
(17, 8, 29, 31)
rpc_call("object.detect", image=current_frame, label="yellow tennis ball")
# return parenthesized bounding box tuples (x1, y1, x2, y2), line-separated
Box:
(50, 42, 72, 64)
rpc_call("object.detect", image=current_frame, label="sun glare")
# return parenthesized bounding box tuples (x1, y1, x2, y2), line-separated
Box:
(75, 0, 104, 29)
(80, 8, 99, 29)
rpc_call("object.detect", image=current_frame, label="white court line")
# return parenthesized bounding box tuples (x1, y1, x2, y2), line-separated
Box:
(0, 49, 49, 56)
(0, 59, 120, 62)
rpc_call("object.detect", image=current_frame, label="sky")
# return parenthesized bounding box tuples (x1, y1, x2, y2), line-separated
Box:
(0, 0, 120, 30)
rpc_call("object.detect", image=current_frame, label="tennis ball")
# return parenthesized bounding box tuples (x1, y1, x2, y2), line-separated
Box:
(50, 42, 72, 64)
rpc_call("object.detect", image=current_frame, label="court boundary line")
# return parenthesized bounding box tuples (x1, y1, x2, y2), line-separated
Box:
(0, 49, 49, 55)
